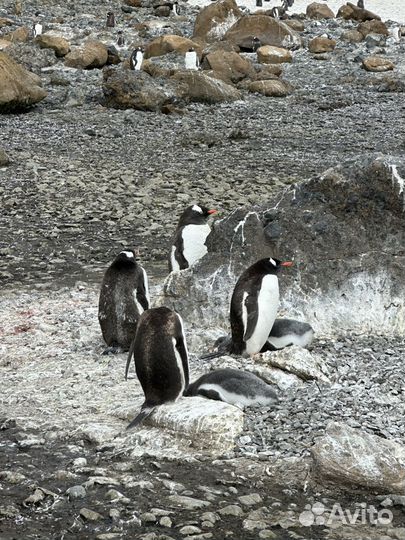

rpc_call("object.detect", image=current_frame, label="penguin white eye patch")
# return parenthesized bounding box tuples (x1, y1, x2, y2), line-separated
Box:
(269, 258, 276, 266)
(121, 251, 134, 258)
(192, 205, 203, 214)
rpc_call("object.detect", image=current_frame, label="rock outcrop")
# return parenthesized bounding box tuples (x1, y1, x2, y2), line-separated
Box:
(65, 40, 108, 69)
(202, 50, 255, 84)
(306, 2, 335, 20)
(248, 79, 292, 97)
(256, 46, 292, 64)
(308, 36, 336, 54)
(193, 0, 242, 43)
(35, 34, 70, 57)
(337, 2, 381, 22)
(312, 422, 405, 493)
(172, 71, 242, 103)
(144, 35, 202, 59)
(0, 52, 47, 112)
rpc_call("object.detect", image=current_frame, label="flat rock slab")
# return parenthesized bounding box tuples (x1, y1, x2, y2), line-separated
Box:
(312, 422, 405, 493)
(116, 396, 244, 454)
(260, 347, 330, 383)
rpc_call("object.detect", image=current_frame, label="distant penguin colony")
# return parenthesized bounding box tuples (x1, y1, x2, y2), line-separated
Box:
(169, 204, 217, 272)
(125, 307, 189, 429)
(229, 258, 293, 356)
(185, 48, 199, 70)
(130, 47, 144, 71)
(98, 249, 149, 353)
(185, 368, 278, 409)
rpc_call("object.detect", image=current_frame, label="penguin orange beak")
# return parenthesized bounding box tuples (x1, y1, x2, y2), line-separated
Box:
(207, 209, 217, 215)
(281, 261, 293, 267)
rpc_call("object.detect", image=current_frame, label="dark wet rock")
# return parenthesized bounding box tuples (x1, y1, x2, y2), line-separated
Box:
(65, 40, 108, 69)
(223, 15, 301, 50)
(337, 2, 381, 22)
(193, 0, 242, 43)
(202, 50, 254, 84)
(362, 56, 394, 72)
(312, 422, 405, 494)
(306, 2, 335, 20)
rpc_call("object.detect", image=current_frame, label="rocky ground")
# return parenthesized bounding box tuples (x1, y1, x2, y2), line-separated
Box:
(1, 0, 405, 538)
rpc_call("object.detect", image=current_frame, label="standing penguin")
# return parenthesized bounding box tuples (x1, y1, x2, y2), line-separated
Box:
(230, 258, 293, 356)
(106, 11, 115, 28)
(117, 31, 125, 47)
(125, 307, 189, 429)
(98, 249, 149, 353)
(130, 47, 144, 71)
(33, 21, 43, 37)
(169, 204, 217, 272)
(171, 2, 180, 15)
(185, 368, 278, 409)
(252, 36, 261, 52)
(357, 0, 364, 8)
(185, 48, 199, 70)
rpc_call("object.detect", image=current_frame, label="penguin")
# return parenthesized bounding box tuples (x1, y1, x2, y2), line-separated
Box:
(106, 11, 115, 28)
(357, 0, 364, 8)
(229, 258, 293, 356)
(33, 21, 43, 37)
(390, 27, 401, 43)
(98, 249, 149, 353)
(185, 48, 199, 70)
(212, 318, 314, 355)
(256, 0, 263, 7)
(171, 2, 180, 15)
(125, 307, 189, 429)
(184, 368, 278, 409)
(130, 47, 144, 71)
(271, 6, 279, 18)
(117, 31, 125, 47)
(252, 36, 261, 52)
(169, 204, 217, 272)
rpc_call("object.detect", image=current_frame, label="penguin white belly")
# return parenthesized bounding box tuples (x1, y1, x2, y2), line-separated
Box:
(267, 329, 314, 350)
(245, 275, 279, 355)
(185, 51, 198, 70)
(197, 383, 271, 408)
(172, 337, 186, 397)
(142, 267, 150, 307)
(134, 52, 143, 71)
(181, 223, 210, 267)
(133, 289, 144, 315)
(170, 246, 180, 272)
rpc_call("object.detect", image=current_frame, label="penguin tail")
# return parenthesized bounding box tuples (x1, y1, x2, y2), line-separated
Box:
(126, 406, 155, 430)
(125, 338, 136, 380)
(200, 350, 223, 361)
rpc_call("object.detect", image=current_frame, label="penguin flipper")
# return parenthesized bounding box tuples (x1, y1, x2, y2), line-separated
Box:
(200, 350, 223, 361)
(243, 294, 259, 342)
(126, 407, 154, 430)
(125, 337, 136, 380)
(136, 267, 150, 311)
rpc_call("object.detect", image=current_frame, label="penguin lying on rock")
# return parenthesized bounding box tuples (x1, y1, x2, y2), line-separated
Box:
(169, 204, 217, 272)
(185, 368, 278, 409)
(98, 249, 149, 354)
(125, 307, 189, 429)
(212, 319, 314, 355)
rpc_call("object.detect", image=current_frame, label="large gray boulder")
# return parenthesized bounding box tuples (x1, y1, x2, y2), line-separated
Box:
(162, 157, 405, 342)
(312, 422, 405, 493)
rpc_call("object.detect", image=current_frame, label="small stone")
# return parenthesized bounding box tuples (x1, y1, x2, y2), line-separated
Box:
(218, 504, 243, 516)
(238, 493, 263, 506)
(179, 525, 202, 535)
(168, 495, 210, 510)
(0, 148, 10, 166)
(80, 507, 103, 521)
(0, 471, 26, 484)
(109, 508, 120, 521)
(105, 489, 125, 501)
(72, 457, 87, 469)
(200, 512, 218, 523)
(141, 512, 157, 523)
(362, 56, 394, 72)
(96, 534, 121, 540)
(259, 531, 277, 539)
(160, 516, 173, 527)
(201, 521, 214, 527)
(66, 485, 86, 500)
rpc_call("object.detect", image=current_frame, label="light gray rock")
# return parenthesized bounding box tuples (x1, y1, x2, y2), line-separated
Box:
(66, 485, 86, 500)
(167, 495, 210, 510)
(160, 516, 173, 527)
(238, 493, 263, 506)
(218, 504, 243, 516)
(80, 507, 103, 521)
(77, 423, 120, 444)
(260, 347, 330, 383)
(312, 422, 405, 493)
(141, 512, 157, 523)
(180, 525, 202, 535)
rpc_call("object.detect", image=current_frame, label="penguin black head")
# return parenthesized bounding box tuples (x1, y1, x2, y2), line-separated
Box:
(114, 249, 138, 265)
(252, 36, 261, 51)
(262, 257, 293, 273)
(178, 204, 217, 226)
(188, 47, 194, 52)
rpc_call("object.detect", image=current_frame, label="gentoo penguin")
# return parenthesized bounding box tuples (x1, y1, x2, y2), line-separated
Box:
(357, 0, 364, 8)
(229, 258, 292, 356)
(33, 21, 43, 37)
(185, 368, 278, 409)
(171, 2, 180, 15)
(185, 48, 199, 70)
(390, 27, 401, 43)
(106, 11, 115, 28)
(125, 307, 189, 429)
(117, 31, 125, 47)
(98, 249, 149, 353)
(130, 47, 144, 71)
(256, 0, 263, 7)
(213, 318, 314, 355)
(169, 204, 217, 272)
(252, 36, 261, 52)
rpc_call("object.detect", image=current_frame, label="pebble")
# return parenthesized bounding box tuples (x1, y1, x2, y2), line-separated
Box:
(218, 505, 244, 516)
(79, 507, 103, 521)
(66, 485, 86, 500)
(72, 457, 87, 469)
(141, 512, 157, 523)
(168, 495, 210, 510)
(238, 494, 263, 506)
(180, 525, 202, 535)
(160, 516, 173, 527)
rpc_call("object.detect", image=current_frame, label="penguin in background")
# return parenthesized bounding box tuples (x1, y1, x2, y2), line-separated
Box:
(230, 258, 293, 356)
(185, 48, 199, 70)
(252, 36, 261, 52)
(171, 2, 180, 15)
(33, 14, 43, 38)
(125, 307, 189, 429)
(212, 318, 314, 355)
(98, 249, 150, 353)
(357, 0, 364, 8)
(117, 31, 125, 47)
(106, 11, 115, 28)
(185, 368, 278, 409)
(130, 47, 144, 71)
(169, 204, 217, 272)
